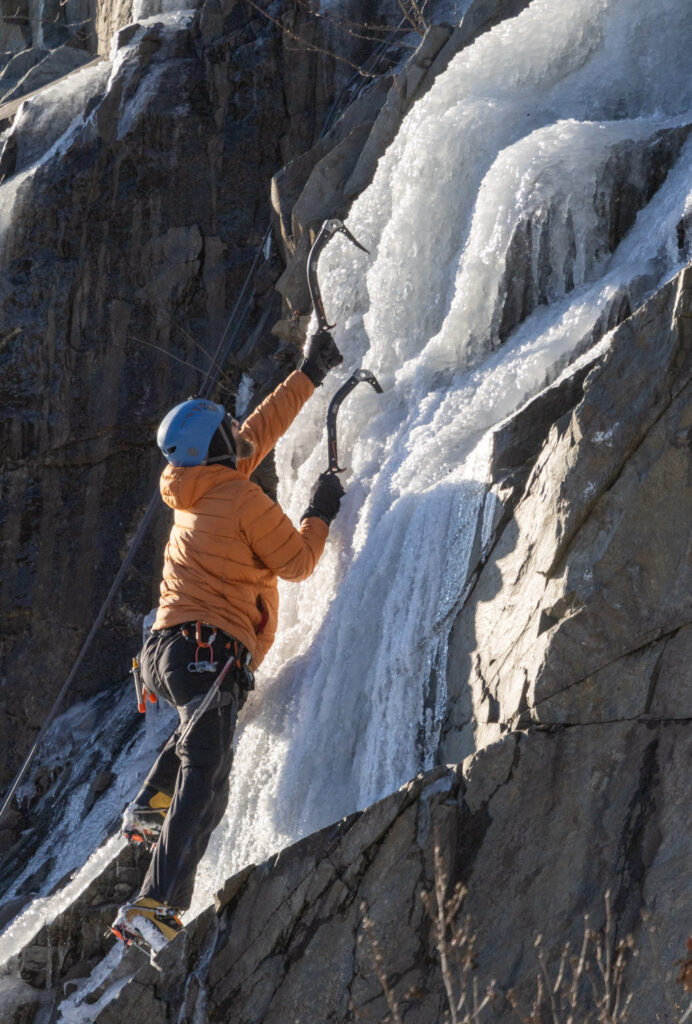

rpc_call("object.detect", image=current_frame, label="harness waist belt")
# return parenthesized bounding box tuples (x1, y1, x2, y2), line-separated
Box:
(158, 621, 248, 655)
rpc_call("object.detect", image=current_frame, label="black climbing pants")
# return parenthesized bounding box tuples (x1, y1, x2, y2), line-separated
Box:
(134, 625, 247, 911)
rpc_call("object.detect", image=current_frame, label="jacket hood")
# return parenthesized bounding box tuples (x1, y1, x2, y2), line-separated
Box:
(160, 464, 236, 510)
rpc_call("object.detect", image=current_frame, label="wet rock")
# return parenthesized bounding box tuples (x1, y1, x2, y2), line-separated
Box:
(489, 349, 600, 508)
(0, 0, 122, 64)
(0, 977, 52, 1024)
(0, 46, 45, 88)
(84, 769, 116, 814)
(0, 892, 30, 930)
(214, 861, 254, 914)
(12, 842, 148, 990)
(270, 75, 390, 266)
(274, 119, 378, 312)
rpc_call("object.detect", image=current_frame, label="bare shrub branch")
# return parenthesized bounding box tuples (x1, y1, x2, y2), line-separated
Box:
(508, 891, 637, 1024)
(243, 0, 383, 78)
(395, 0, 428, 35)
(359, 900, 404, 1024)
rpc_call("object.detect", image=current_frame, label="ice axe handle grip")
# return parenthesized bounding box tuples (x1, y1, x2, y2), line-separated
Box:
(326, 368, 383, 473)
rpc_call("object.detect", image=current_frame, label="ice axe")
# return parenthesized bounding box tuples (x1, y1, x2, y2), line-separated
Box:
(306, 218, 369, 332)
(305, 218, 383, 474)
(327, 369, 383, 473)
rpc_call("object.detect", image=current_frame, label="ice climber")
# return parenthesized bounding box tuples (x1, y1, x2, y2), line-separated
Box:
(111, 329, 345, 953)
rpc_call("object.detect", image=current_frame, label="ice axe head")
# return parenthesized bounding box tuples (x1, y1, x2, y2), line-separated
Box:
(319, 218, 369, 255)
(352, 368, 383, 393)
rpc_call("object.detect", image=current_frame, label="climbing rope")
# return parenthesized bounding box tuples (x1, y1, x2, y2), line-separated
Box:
(198, 226, 271, 398)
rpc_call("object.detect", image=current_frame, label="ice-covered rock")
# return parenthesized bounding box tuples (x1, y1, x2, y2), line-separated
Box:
(1, 0, 411, 799)
(9, 713, 690, 1022)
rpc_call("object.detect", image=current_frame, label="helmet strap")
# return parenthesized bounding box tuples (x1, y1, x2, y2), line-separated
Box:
(205, 420, 237, 467)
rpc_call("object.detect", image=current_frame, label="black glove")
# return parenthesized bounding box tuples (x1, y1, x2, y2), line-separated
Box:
(301, 471, 345, 526)
(300, 329, 343, 386)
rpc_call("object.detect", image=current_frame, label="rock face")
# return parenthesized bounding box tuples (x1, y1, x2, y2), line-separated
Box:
(273, 0, 537, 315)
(11, 719, 691, 1022)
(2, 0, 691, 1020)
(9, 842, 148, 989)
(2, 263, 689, 1024)
(440, 262, 692, 761)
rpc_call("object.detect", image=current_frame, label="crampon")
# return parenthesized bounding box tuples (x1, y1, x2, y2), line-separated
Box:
(122, 819, 162, 852)
(110, 898, 182, 955)
(121, 791, 171, 851)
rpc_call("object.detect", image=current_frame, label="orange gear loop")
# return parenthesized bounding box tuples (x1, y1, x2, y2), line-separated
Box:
(186, 621, 218, 673)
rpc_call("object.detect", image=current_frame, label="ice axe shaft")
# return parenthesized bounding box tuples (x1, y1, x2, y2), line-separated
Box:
(307, 218, 368, 332)
(327, 369, 383, 473)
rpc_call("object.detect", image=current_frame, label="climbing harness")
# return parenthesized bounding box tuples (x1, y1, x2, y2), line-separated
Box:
(184, 621, 219, 674)
(132, 621, 254, 744)
(178, 621, 253, 685)
(176, 643, 252, 751)
(306, 219, 383, 474)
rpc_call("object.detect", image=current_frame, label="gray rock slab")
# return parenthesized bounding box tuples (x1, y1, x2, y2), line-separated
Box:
(69, 723, 690, 1023)
(0, 976, 53, 1024)
(442, 263, 692, 757)
(1, 44, 93, 103)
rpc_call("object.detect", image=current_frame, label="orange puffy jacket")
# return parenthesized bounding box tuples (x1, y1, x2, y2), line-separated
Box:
(153, 370, 328, 667)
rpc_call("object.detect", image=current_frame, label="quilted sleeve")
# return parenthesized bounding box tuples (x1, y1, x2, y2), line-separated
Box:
(236, 370, 314, 477)
(240, 484, 328, 581)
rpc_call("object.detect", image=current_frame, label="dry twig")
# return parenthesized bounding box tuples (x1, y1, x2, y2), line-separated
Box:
(243, 0, 381, 78)
(508, 890, 636, 1024)
(359, 902, 404, 1024)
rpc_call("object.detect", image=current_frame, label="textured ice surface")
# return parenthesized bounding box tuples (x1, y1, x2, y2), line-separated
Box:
(189, 0, 692, 914)
(55, 946, 132, 1024)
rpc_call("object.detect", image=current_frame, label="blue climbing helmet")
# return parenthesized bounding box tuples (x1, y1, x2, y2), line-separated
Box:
(157, 399, 226, 467)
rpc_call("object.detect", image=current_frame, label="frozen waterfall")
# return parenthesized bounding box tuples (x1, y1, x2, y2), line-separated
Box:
(190, 0, 692, 913)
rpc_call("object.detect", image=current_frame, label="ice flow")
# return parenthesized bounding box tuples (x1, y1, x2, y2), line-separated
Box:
(190, 0, 692, 913)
